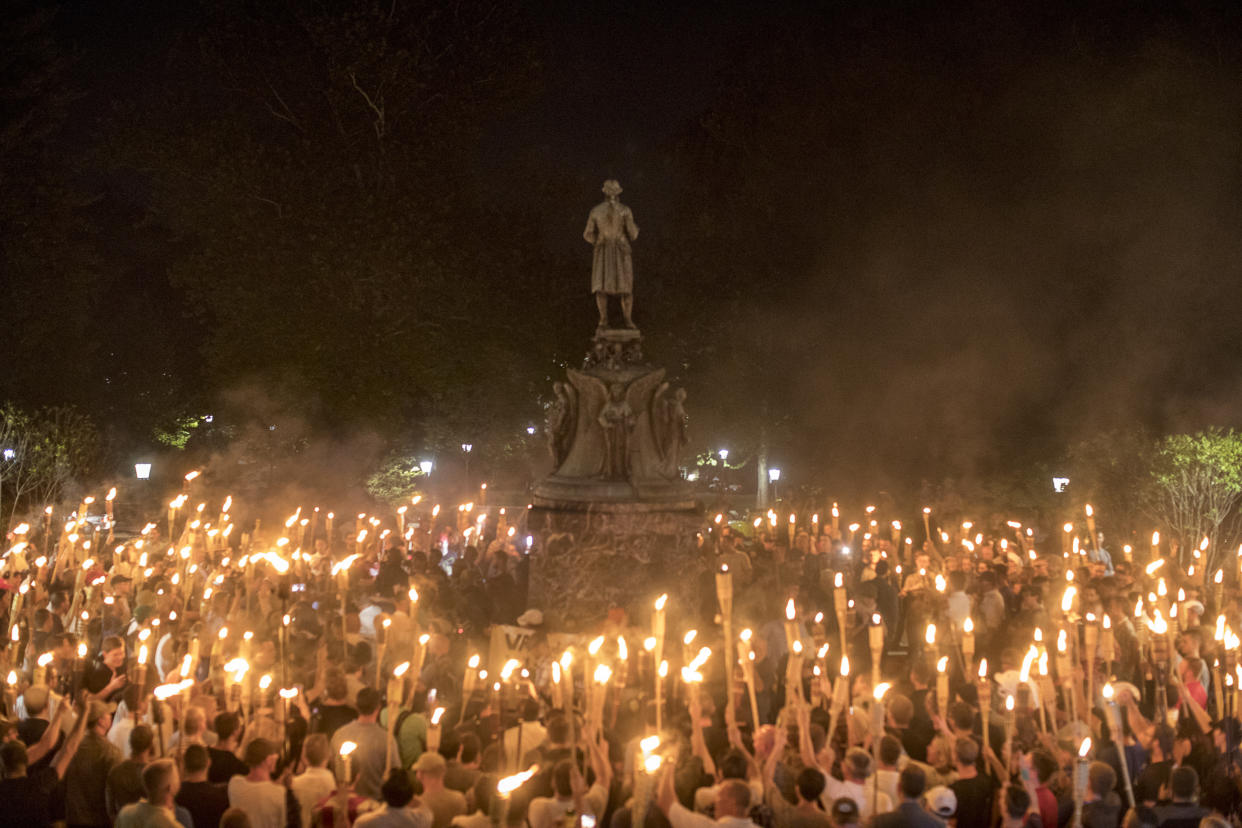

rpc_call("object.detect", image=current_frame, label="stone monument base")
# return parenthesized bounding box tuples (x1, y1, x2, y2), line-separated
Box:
(527, 506, 704, 630)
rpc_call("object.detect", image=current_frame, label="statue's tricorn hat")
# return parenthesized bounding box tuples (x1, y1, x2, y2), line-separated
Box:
(602, 179, 623, 196)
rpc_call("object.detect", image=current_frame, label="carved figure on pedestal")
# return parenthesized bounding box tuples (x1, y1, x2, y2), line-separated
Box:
(597, 382, 635, 480)
(546, 381, 577, 468)
(584, 180, 639, 330)
(652, 383, 688, 478)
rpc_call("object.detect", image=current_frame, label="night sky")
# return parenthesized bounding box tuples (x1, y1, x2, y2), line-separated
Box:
(5, 0, 1242, 497)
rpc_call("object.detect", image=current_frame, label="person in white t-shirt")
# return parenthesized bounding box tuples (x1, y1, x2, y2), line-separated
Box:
(291, 734, 336, 828)
(227, 738, 293, 828)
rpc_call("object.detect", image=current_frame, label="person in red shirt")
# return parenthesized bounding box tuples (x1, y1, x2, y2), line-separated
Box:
(1029, 749, 1061, 828)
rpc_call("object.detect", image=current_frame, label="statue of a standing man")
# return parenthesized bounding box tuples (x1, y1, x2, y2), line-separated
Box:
(583, 180, 639, 330)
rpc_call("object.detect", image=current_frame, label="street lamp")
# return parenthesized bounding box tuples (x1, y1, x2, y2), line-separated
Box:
(461, 443, 473, 486)
(526, 426, 537, 436)
(1, 449, 13, 461)
(135, 463, 152, 480)
(768, 468, 781, 482)
(718, 448, 729, 462)
(419, 460, 434, 476)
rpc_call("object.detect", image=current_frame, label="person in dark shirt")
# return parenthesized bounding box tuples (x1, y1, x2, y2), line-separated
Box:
(83, 635, 128, 704)
(1081, 762, 1122, 828)
(177, 744, 231, 828)
(950, 737, 997, 828)
(0, 696, 88, 828)
(1152, 766, 1211, 828)
(1135, 724, 1175, 806)
(208, 712, 251, 784)
(106, 724, 155, 822)
(309, 667, 358, 738)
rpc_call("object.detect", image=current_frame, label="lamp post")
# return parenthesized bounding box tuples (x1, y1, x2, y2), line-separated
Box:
(461, 443, 473, 488)
(768, 467, 782, 503)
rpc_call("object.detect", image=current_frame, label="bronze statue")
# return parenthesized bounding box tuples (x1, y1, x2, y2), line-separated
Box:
(583, 180, 639, 330)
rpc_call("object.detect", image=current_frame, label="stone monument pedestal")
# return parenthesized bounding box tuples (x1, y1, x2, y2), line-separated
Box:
(527, 506, 703, 629)
(529, 327, 700, 628)
(532, 328, 696, 512)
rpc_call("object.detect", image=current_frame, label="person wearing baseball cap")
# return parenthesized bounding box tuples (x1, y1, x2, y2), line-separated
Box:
(829, 797, 860, 827)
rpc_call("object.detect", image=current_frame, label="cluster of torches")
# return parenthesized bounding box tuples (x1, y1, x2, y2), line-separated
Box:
(5, 486, 1242, 809)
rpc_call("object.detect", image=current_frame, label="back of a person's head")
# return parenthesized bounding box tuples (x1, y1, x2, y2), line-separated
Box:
(898, 765, 926, 800)
(879, 735, 902, 766)
(183, 744, 210, 774)
(142, 759, 176, 800)
(381, 768, 416, 808)
(356, 687, 381, 716)
(122, 682, 143, 713)
(718, 748, 748, 780)
(1088, 761, 1117, 797)
(325, 668, 349, 700)
(183, 706, 205, 735)
(215, 711, 241, 742)
(553, 759, 573, 797)
(1169, 765, 1198, 801)
(220, 808, 253, 828)
(845, 748, 872, 780)
(244, 738, 276, 770)
(1005, 785, 1031, 818)
(459, 732, 481, 764)
(948, 701, 975, 732)
(130, 724, 155, 757)
(796, 767, 826, 803)
(1197, 816, 1230, 828)
(546, 714, 570, 745)
(1030, 749, 1057, 784)
(955, 736, 979, 766)
(716, 779, 751, 815)
(24, 685, 49, 716)
(0, 740, 28, 775)
(887, 694, 913, 727)
(303, 733, 329, 767)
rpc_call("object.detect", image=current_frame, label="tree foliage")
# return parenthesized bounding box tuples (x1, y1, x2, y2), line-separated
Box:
(0, 403, 100, 529)
(1143, 428, 1242, 571)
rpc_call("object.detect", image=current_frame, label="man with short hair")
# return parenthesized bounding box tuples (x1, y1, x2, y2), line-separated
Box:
(208, 711, 250, 783)
(176, 744, 230, 828)
(443, 732, 482, 794)
(870, 766, 940, 828)
(115, 759, 181, 828)
(227, 738, 299, 828)
(413, 752, 468, 828)
(107, 724, 156, 821)
(331, 687, 401, 800)
(1152, 766, 1210, 828)
(659, 768, 758, 828)
(949, 736, 996, 828)
(817, 748, 893, 819)
(528, 755, 610, 828)
(1081, 762, 1121, 828)
(355, 768, 434, 828)
(292, 734, 336, 828)
(0, 696, 88, 828)
(85, 636, 128, 703)
(66, 700, 123, 828)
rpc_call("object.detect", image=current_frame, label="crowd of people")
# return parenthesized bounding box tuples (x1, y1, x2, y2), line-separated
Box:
(0, 495, 1238, 828)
